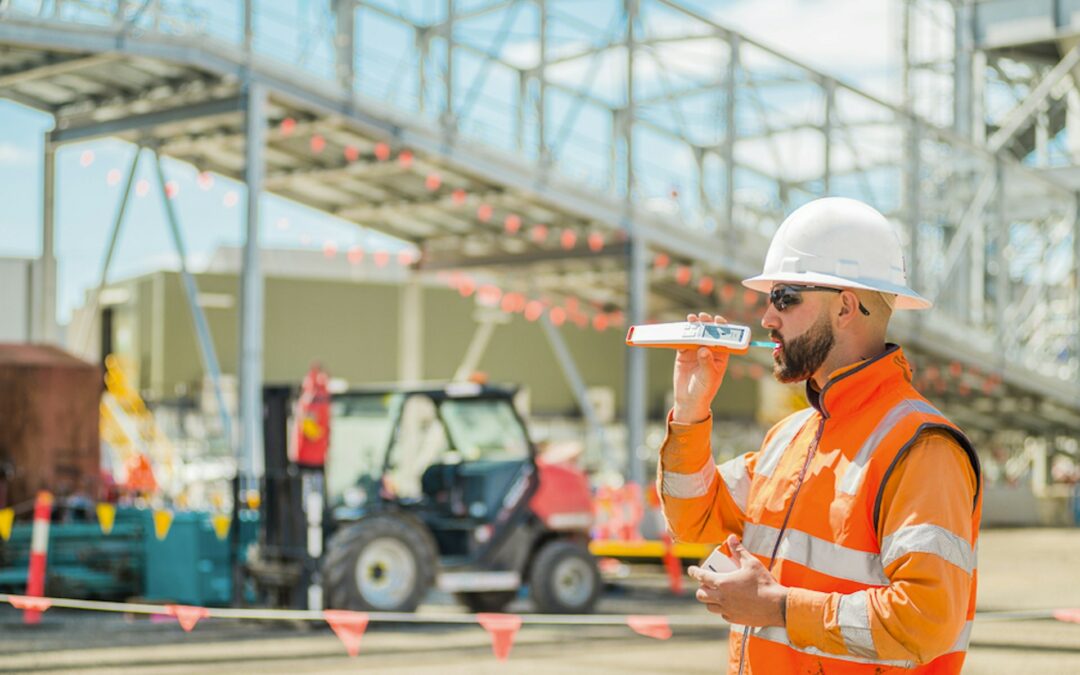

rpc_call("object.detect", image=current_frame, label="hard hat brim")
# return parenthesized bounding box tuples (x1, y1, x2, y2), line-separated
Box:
(741, 272, 933, 310)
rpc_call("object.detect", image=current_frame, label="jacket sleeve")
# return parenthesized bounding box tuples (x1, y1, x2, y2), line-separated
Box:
(657, 409, 757, 544)
(785, 429, 978, 665)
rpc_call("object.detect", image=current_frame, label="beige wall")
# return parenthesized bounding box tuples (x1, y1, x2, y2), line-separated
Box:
(109, 270, 760, 421)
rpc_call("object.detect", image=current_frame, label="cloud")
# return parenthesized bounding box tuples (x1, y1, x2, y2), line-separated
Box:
(0, 142, 34, 166)
(714, 0, 897, 78)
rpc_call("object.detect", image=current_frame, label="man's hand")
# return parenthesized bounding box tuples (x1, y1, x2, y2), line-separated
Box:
(688, 535, 788, 627)
(672, 313, 730, 424)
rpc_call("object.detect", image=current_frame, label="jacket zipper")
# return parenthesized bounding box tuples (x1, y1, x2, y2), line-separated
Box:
(737, 416, 825, 675)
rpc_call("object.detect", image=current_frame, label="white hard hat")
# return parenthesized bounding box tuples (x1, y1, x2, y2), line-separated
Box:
(742, 197, 931, 310)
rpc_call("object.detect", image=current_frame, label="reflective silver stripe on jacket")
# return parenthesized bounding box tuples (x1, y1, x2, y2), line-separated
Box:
(948, 620, 973, 653)
(839, 591, 878, 659)
(729, 623, 916, 669)
(756, 408, 816, 478)
(838, 399, 943, 495)
(742, 523, 889, 586)
(881, 523, 976, 574)
(660, 459, 716, 499)
(718, 453, 751, 513)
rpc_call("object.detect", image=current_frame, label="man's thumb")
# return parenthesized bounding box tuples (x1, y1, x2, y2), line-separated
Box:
(727, 534, 753, 563)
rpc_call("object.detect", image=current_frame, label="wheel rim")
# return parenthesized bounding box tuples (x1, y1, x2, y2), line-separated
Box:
(354, 537, 417, 609)
(551, 554, 594, 608)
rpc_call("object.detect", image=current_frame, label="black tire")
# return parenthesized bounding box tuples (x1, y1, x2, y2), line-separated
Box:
(322, 512, 437, 612)
(455, 590, 518, 613)
(529, 540, 601, 614)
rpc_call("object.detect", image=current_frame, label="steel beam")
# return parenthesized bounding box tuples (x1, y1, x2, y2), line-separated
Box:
(239, 82, 267, 485)
(987, 44, 1080, 154)
(51, 95, 245, 145)
(0, 52, 119, 88)
(539, 313, 615, 473)
(452, 317, 498, 382)
(75, 146, 141, 354)
(152, 150, 234, 453)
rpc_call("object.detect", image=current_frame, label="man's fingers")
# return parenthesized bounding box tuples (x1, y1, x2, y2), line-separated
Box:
(687, 312, 730, 325)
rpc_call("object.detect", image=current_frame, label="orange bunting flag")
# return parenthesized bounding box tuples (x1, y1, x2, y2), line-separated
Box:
(627, 615, 672, 640)
(166, 604, 210, 632)
(324, 609, 371, 657)
(1053, 608, 1080, 624)
(7, 595, 52, 613)
(476, 613, 523, 661)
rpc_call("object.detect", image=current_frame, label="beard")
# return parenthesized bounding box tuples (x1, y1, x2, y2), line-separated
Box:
(772, 312, 835, 383)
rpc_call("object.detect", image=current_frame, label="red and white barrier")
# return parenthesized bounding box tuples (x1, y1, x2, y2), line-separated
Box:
(25, 490, 53, 625)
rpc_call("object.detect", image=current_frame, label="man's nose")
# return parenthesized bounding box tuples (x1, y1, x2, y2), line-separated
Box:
(761, 301, 780, 331)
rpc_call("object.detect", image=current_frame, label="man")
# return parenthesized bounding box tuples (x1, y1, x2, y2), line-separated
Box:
(659, 197, 981, 674)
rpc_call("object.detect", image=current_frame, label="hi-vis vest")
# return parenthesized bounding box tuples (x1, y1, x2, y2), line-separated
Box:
(675, 346, 981, 674)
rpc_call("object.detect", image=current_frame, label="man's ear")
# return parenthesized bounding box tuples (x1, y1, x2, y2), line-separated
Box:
(836, 291, 860, 323)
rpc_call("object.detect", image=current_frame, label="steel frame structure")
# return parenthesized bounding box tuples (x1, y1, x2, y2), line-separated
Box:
(1, 0, 1077, 487)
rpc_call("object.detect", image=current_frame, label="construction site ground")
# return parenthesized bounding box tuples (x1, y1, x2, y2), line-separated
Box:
(0, 528, 1077, 674)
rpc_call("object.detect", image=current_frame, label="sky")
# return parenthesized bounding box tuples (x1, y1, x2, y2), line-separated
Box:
(0, 0, 907, 324)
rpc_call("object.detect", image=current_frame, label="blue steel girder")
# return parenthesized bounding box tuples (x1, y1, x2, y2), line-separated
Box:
(0, 0, 1077, 434)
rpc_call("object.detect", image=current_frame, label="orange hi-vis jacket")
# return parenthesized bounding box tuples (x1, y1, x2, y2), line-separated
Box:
(659, 345, 982, 674)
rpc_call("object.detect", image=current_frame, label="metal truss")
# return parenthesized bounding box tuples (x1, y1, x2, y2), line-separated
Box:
(1, 0, 1077, 483)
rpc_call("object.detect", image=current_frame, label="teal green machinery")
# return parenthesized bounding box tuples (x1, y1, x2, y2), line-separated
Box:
(0, 506, 258, 606)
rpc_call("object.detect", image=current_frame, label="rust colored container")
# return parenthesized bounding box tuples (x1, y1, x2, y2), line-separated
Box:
(0, 344, 102, 510)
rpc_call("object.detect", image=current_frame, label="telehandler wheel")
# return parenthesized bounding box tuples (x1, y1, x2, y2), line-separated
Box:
(529, 540, 601, 614)
(323, 513, 437, 612)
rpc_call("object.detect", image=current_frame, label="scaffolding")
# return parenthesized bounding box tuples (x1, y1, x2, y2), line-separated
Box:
(1, 0, 1077, 489)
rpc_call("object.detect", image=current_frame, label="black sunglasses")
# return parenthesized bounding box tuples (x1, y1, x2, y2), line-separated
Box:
(768, 284, 870, 316)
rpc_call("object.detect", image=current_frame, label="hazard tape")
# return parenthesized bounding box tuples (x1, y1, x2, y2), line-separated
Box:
(1, 593, 1077, 660)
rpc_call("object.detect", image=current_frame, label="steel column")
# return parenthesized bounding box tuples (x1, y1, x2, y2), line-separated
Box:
(443, 0, 454, 132)
(239, 82, 267, 486)
(333, 0, 356, 93)
(904, 120, 921, 294)
(723, 35, 738, 236)
(624, 0, 645, 488)
(537, 0, 547, 165)
(1075, 193, 1080, 368)
(823, 79, 833, 195)
(35, 131, 57, 344)
(399, 277, 423, 383)
(626, 234, 648, 488)
(953, 0, 975, 139)
(994, 160, 1008, 352)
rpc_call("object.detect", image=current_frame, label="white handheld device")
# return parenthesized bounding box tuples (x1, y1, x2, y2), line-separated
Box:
(702, 546, 738, 574)
(625, 321, 752, 354)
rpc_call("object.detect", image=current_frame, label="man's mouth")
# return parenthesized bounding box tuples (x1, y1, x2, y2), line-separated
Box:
(771, 335, 783, 357)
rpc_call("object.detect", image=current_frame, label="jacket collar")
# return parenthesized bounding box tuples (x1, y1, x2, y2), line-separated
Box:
(805, 344, 913, 419)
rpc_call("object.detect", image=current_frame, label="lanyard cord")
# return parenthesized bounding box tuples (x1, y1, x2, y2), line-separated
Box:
(736, 417, 824, 675)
